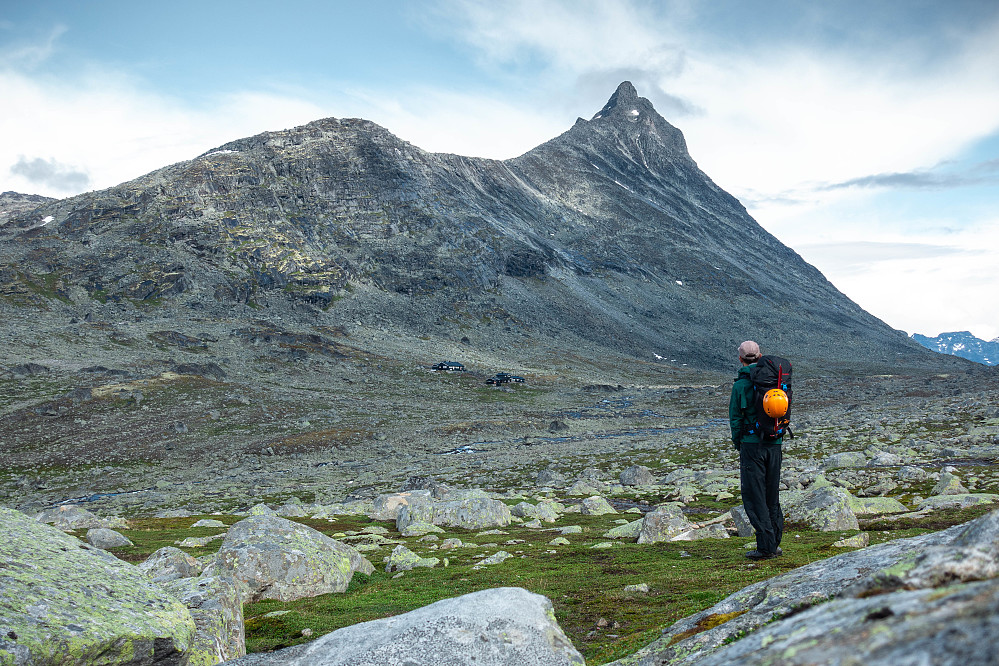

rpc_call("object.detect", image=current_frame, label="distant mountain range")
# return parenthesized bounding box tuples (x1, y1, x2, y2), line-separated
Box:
(912, 331, 999, 366)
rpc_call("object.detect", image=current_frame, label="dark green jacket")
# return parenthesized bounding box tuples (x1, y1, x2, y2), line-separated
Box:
(729, 364, 761, 447)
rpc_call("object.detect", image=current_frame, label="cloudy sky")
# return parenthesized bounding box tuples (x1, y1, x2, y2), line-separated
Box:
(3, 0, 998, 340)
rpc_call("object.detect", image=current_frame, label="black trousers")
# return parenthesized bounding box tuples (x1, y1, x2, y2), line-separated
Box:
(740, 439, 784, 554)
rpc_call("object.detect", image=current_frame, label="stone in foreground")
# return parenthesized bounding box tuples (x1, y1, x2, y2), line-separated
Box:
(605, 508, 999, 666)
(0, 507, 195, 665)
(214, 515, 373, 603)
(162, 575, 246, 666)
(225, 587, 584, 665)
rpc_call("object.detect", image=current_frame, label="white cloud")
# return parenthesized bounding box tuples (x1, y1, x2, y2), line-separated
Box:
(798, 224, 999, 340)
(0, 66, 330, 197)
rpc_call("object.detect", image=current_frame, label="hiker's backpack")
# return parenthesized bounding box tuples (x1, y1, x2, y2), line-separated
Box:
(748, 355, 793, 441)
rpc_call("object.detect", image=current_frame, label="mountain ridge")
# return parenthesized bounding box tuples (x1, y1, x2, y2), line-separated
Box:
(912, 330, 998, 366)
(0, 82, 968, 373)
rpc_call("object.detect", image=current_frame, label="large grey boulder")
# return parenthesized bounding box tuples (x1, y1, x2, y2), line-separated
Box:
(605, 509, 999, 666)
(620, 465, 655, 487)
(782, 485, 860, 531)
(139, 546, 204, 583)
(34, 504, 114, 530)
(931, 470, 970, 496)
(224, 587, 584, 665)
(918, 493, 999, 510)
(696, 578, 999, 665)
(214, 515, 373, 603)
(368, 490, 430, 521)
(580, 496, 617, 515)
(0, 507, 195, 665)
(395, 495, 512, 532)
(511, 500, 562, 523)
(730, 505, 755, 537)
(86, 527, 134, 549)
(161, 575, 246, 665)
(637, 504, 694, 544)
(823, 451, 867, 469)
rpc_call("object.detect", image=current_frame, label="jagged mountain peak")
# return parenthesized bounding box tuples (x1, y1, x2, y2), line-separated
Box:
(544, 81, 691, 163)
(592, 80, 645, 120)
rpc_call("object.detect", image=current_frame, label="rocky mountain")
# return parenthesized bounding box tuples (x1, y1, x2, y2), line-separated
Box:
(0, 191, 56, 224)
(0, 82, 965, 373)
(912, 331, 999, 366)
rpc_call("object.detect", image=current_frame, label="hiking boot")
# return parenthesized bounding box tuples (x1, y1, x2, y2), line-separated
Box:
(744, 549, 778, 560)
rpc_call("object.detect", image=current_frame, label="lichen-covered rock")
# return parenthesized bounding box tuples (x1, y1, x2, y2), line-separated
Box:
(637, 504, 694, 544)
(0, 507, 195, 665)
(34, 504, 107, 530)
(620, 465, 654, 487)
(848, 495, 909, 516)
(511, 500, 561, 522)
(670, 523, 730, 541)
(831, 532, 870, 548)
(917, 493, 999, 510)
(161, 575, 246, 666)
(580, 495, 617, 515)
(823, 451, 867, 469)
(385, 545, 438, 572)
(730, 505, 755, 537)
(368, 491, 430, 521)
(222, 587, 584, 665)
(931, 470, 970, 496)
(86, 527, 134, 549)
(247, 503, 276, 516)
(395, 496, 512, 532)
(139, 546, 204, 583)
(398, 521, 444, 537)
(191, 519, 227, 528)
(604, 509, 999, 666)
(782, 485, 860, 531)
(604, 518, 644, 539)
(214, 515, 372, 603)
(693, 577, 999, 665)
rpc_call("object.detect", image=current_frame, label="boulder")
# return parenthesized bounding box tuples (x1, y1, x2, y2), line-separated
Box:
(669, 523, 730, 541)
(603, 518, 644, 539)
(385, 545, 439, 572)
(536, 468, 566, 487)
(847, 496, 909, 516)
(247, 503, 276, 516)
(637, 504, 694, 544)
(222, 587, 584, 665)
(214, 515, 373, 603)
(34, 504, 107, 530)
(139, 546, 203, 583)
(0, 507, 195, 665)
(931, 471, 970, 496)
(566, 478, 607, 496)
(823, 451, 867, 469)
(368, 490, 430, 521)
(605, 509, 999, 666)
(580, 496, 617, 515)
(86, 527, 134, 549)
(511, 500, 562, 523)
(782, 486, 860, 531)
(396, 496, 512, 532)
(620, 465, 655, 487)
(917, 493, 999, 510)
(162, 575, 246, 665)
(191, 519, 227, 528)
(730, 505, 755, 537)
(693, 578, 999, 665)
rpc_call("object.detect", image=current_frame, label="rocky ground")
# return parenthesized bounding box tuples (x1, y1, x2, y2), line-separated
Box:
(2, 293, 998, 517)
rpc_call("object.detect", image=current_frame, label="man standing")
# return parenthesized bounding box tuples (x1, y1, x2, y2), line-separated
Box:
(730, 340, 783, 560)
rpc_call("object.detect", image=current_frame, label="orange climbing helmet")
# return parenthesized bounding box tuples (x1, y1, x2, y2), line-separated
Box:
(762, 388, 789, 418)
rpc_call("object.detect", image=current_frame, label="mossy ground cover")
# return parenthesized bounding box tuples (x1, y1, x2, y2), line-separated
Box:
(84, 508, 989, 665)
